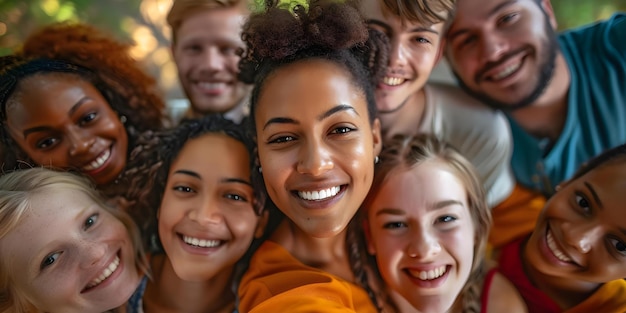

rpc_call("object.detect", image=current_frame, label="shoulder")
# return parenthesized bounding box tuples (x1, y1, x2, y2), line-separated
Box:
(484, 272, 528, 313)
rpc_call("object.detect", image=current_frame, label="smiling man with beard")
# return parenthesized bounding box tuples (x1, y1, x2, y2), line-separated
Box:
(445, 0, 626, 196)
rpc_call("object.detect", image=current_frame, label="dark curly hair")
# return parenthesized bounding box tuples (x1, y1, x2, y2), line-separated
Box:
(0, 22, 169, 248)
(238, 0, 389, 310)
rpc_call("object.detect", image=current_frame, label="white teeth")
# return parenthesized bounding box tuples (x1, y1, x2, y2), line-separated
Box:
(547, 230, 572, 262)
(82, 149, 111, 171)
(298, 186, 340, 201)
(86, 255, 120, 289)
(492, 62, 521, 80)
(382, 76, 406, 86)
(197, 82, 226, 90)
(408, 265, 447, 281)
(183, 235, 221, 248)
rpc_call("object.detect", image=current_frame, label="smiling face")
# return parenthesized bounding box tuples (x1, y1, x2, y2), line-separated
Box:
(445, 0, 558, 110)
(360, 0, 444, 113)
(0, 188, 140, 313)
(255, 59, 381, 238)
(525, 161, 626, 286)
(172, 6, 250, 116)
(158, 133, 258, 281)
(366, 160, 475, 313)
(5, 74, 128, 186)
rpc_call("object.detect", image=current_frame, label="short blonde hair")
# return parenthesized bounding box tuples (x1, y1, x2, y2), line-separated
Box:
(167, 0, 249, 42)
(0, 168, 147, 313)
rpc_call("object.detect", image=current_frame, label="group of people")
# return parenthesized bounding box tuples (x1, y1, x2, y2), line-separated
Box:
(0, 0, 624, 312)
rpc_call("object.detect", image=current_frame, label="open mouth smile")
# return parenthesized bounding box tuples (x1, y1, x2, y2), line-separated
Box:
(297, 186, 342, 201)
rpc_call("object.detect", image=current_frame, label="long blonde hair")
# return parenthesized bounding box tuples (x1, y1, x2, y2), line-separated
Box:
(0, 168, 147, 313)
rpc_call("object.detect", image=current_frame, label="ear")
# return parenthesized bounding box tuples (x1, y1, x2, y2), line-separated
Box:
(539, 0, 558, 30)
(371, 118, 382, 157)
(254, 210, 269, 239)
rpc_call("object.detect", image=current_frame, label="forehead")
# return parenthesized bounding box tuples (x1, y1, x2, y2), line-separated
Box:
(170, 133, 250, 175)
(453, 0, 536, 23)
(360, 0, 443, 30)
(256, 59, 367, 121)
(176, 7, 246, 42)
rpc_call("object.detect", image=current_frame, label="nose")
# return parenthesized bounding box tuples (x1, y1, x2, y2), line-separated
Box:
(406, 228, 442, 260)
(479, 32, 509, 63)
(188, 195, 224, 226)
(388, 37, 408, 68)
(562, 222, 603, 254)
(296, 139, 334, 176)
(68, 128, 95, 157)
(202, 47, 226, 72)
(81, 241, 107, 269)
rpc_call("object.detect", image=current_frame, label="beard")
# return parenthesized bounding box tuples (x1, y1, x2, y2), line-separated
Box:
(452, 17, 559, 112)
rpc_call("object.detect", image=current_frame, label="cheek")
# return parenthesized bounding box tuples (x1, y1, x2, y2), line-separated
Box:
(158, 196, 183, 234)
(227, 209, 258, 242)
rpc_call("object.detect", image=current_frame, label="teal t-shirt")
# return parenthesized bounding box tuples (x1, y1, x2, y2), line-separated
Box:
(510, 13, 626, 195)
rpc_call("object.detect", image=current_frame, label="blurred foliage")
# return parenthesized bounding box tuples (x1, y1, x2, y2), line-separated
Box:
(0, 0, 624, 98)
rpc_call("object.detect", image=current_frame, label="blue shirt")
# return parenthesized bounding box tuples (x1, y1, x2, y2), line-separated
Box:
(510, 13, 626, 195)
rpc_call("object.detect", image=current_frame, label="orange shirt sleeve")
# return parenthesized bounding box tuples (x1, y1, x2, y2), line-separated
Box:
(489, 184, 545, 248)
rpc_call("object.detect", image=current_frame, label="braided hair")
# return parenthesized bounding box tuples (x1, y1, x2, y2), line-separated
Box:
(238, 0, 389, 310)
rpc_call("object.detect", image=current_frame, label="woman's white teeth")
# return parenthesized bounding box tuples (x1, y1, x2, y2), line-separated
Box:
(492, 62, 521, 80)
(547, 230, 572, 262)
(383, 76, 405, 86)
(409, 265, 447, 280)
(87, 255, 120, 288)
(298, 186, 340, 201)
(83, 149, 111, 171)
(183, 236, 221, 248)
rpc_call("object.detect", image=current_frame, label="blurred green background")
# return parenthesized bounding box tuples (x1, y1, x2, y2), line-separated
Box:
(0, 0, 624, 99)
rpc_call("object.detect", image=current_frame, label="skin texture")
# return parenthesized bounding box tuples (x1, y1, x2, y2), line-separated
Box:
(6, 74, 128, 186)
(0, 189, 140, 313)
(255, 59, 382, 239)
(523, 161, 626, 309)
(360, 0, 444, 114)
(158, 133, 258, 282)
(171, 6, 250, 118)
(366, 160, 475, 313)
(445, 0, 559, 110)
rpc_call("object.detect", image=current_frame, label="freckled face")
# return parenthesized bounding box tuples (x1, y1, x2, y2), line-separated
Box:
(158, 134, 258, 281)
(254, 59, 382, 238)
(6, 74, 128, 185)
(360, 0, 444, 112)
(525, 161, 626, 285)
(366, 161, 474, 313)
(0, 189, 140, 313)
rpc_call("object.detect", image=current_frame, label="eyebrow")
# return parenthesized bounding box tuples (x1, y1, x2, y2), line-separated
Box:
(368, 19, 439, 35)
(375, 200, 463, 216)
(584, 181, 603, 210)
(22, 96, 91, 139)
(447, 0, 517, 41)
(173, 170, 252, 186)
(262, 104, 358, 130)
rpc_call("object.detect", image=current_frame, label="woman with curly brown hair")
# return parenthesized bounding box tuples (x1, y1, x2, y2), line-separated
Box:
(0, 23, 169, 246)
(235, 0, 389, 311)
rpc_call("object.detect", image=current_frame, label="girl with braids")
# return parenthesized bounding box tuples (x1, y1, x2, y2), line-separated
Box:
(0, 23, 168, 243)
(127, 115, 266, 313)
(494, 143, 626, 312)
(361, 134, 526, 313)
(236, 0, 388, 311)
(0, 168, 147, 313)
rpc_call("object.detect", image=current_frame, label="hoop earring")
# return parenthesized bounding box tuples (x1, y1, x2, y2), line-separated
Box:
(374, 156, 379, 164)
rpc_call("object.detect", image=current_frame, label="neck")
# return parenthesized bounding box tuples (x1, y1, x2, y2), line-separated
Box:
(143, 254, 235, 313)
(270, 219, 354, 282)
(378, 89, 427, 141)
(521, 240, 600, 310)
(509, 53, 570, 142)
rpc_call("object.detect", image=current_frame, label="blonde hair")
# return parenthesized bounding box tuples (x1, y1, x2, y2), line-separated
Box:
(0, 168, 148, 313)
(363, 134, 491, 312)
(167, 0, 249, 42)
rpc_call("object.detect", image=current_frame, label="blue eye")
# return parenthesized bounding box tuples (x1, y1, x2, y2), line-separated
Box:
(437, 215, 457, 223)
(84, 214, 98, 229)
(41, 252, 60, 269)
(414, 37, 431, 44)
